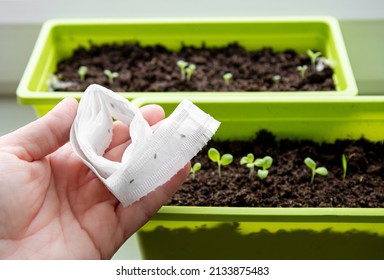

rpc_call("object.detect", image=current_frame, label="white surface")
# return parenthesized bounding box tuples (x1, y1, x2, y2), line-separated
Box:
(0, 97, 36, 136)
(0, 0, 383, 24)
(0, 24, 41, 95)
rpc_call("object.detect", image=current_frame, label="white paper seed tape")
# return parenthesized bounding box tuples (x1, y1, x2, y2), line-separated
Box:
(70, 84, 220, 207)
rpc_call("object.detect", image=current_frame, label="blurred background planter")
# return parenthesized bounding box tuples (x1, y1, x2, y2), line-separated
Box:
(16, 17, 357, 117)
(132, 95, 384, 260)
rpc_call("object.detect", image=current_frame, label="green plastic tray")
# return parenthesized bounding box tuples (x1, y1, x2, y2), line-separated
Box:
(17, 17, 357, 117)
(133, 95, 384, 260)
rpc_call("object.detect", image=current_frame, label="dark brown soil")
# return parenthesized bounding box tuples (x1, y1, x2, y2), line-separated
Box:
(168, 130, 384, 208)
(54, 42, 335, 92)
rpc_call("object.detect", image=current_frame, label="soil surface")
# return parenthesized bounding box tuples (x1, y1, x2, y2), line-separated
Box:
(167, 130, 384, 208)
(55, 42, 335, 92)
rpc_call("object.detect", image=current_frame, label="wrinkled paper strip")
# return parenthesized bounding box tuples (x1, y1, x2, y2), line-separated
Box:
(70, 84, 220, 207)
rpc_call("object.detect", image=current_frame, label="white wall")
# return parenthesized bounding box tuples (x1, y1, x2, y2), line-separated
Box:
(1, 0, 384, 23)
(0, 0, 384, 95)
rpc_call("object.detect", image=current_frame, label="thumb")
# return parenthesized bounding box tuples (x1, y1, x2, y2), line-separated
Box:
(1, 97, 78, 161)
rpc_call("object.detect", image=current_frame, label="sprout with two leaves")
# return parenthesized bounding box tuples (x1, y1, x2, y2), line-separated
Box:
(307, 49, 322, 68)
(304, 157, 328, 184)
(297, 65, 308, 78)
(177, 60, 196, 82)
(104, 69, 119, 84)
(208, 148, 233, 178)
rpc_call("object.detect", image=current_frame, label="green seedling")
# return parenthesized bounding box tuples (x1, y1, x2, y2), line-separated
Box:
(208, 148, 233, 178)
(255, 156, 273, 180)
(190, 162, 202, 180)
(307, 49, 322, 67)
(304, 157, 328, 184)
(240, 154, 273, 179)
(240, 153, 256, 177)
(223, 73, 233, 85)
(177, 60, 188, 81)
(104, 69, 119, 84)
(272, 75, 281, 83)
(185, 64, 196, 81)
(342, 154, 347, 181)
(78, 66, 88, 82)
(297, 65, 308, 78)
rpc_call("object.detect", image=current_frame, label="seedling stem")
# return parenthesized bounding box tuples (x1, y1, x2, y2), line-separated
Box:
(186, 64, 196, 82)
(177, 60, 188, 81)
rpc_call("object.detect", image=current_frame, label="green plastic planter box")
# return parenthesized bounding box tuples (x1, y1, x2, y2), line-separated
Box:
(132, 95, 384, 260)
(17, 17, 357, 117)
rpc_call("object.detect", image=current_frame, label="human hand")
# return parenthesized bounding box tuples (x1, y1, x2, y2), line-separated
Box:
(0, 98, 189, 259)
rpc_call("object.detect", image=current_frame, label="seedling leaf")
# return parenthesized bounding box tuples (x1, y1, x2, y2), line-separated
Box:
(342, 154, 347, 180)
(315, 167, 328, 176)
(223, 72, 233, 85)
(177, 60, 188, 69)
(254, 158, 264, 167)
(221, 154, 233, 166)
(208, 148, 220, 162)
(247, 153, 255, 163)
(192, 162, 201, 172)
(255, 156, 273, 170)
(304, 157, 316, 169)
(272, 75, 281, 82)
(258, 169, 269, 180)
(246, 163, 254, 169)
(190, 162, 202, 180)
(240, 153, 254, 165)
(307, 49, 322, 67)
(304, 157, 328, 184)
(240, 156, 249, 165)
(263, 156, 273, 169)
